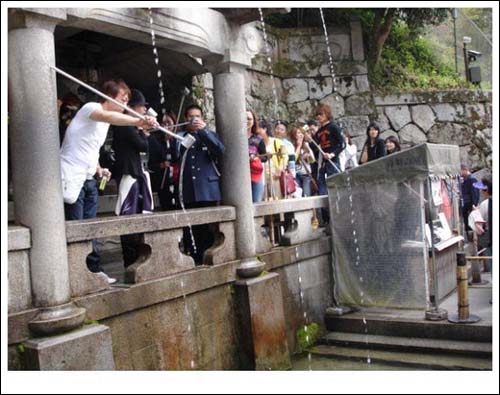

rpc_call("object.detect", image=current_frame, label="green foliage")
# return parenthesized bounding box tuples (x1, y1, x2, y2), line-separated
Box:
(369, 22, 468, 92)
(17, 344, 25, 354)
(296, 322, 322, 353)
(83, 319, 99, 326)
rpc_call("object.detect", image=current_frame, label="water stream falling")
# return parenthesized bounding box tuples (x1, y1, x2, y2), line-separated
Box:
(294, 248, 313, 370)
(319, 9, 370, 364)
(258, 8, 280, 122)
(148, 8, 196, 369)
(259, 9, 313, 369)
(318, 8, 338, 95)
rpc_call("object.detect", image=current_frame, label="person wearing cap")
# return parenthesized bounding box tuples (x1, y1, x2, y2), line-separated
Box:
(459, 164, 480, 233)
(112, 89, 156, 270)
(60, 80, 158, 284)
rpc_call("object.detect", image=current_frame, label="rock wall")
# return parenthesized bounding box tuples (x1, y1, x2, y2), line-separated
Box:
(373, 91, 492, 170)
(192, 22, 492, 171)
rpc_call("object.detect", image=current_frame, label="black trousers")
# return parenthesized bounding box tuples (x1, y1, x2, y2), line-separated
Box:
(183, 201, 218, 264)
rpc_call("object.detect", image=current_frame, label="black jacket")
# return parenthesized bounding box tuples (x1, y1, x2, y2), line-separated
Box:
(314, 122, 345, 159)
(363, 138, 386, 163)
(461, 175, 480, 207)
(112, 125, 149, 182)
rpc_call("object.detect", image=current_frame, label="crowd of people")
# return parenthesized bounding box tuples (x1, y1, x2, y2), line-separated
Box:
(58, 79, 491, 280)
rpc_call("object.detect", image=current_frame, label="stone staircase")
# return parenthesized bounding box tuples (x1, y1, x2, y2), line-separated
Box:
(309, 302, 492, 370)
(310, 332, 491, 370)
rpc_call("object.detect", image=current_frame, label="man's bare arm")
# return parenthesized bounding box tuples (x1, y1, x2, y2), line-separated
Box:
(90, 109, 157, 129)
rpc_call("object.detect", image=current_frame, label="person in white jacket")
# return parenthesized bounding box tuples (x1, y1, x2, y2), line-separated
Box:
(339, 130, 358, 172)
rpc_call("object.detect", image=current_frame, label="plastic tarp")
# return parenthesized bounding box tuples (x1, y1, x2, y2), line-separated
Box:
(327, 144, 461, 309)
(326, 143, 460, 188)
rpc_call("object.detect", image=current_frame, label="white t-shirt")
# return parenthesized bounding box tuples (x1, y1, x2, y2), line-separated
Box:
(468, 209, 485, 236)
(479, 198, 490, 223)
(60, 102, 110, 203)
(339, 143, 358, 171)
(60, 102, 109, 178)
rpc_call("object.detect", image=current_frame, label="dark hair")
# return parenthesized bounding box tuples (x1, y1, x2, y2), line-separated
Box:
(275, 120, 288, 129)
(100, 79, 130, 103)
(482, 177, 492, 195)
(246, 109, 258, 135)
(366, 123, 381, 136)
(384, 135, 401, 153)
(162, 111, 177, 126)
(258, 119, 272, 136)
(314, 104, 332, 120)
(184, 104, 203, 118)
(307, 119, 319, 127)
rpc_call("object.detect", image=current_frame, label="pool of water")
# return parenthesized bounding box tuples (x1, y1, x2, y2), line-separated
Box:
(291, 353, 426, 371)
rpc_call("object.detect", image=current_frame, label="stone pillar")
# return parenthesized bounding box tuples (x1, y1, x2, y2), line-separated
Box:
(211, 62, 265, 278)
(235, 273, 291, 370)
(8, 9, 85, 335)
(350, 16, 365, 61)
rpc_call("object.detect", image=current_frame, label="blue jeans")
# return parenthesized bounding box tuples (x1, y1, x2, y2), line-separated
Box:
(296, 173, 312, 197)
(251, 179, 265, 203)
(318, 160, 340, 224)
(64, 179, 102, 273)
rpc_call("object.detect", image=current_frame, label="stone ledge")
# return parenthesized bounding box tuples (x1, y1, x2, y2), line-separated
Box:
(253, 196, 329, 217)
(8, 226, 31, 251)
(374, 90, 492, 106)
(8, 236, 332, 345)
(65, 206, 236, 243)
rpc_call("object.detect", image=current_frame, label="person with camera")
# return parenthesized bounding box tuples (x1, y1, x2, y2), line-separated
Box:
(60, 79, 158, 284)
(176, 104, 225, 264)
(112, 89, 156, 269)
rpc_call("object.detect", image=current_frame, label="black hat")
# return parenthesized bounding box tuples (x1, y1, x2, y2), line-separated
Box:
(128, 89, 149, 106)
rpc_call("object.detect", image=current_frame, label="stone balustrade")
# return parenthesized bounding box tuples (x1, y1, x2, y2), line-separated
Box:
(253, 195, 329, 252)
(65, 206, 237, 296)
(8, 226, 32, 314)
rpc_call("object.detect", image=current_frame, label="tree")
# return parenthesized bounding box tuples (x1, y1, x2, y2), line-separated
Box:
(265, 8, 450, 65)
(369, 8, 450, 65)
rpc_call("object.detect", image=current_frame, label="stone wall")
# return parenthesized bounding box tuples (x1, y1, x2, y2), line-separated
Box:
(192, 24, 492, 171)
(8, 197, 333, 370)
(373, 91, 492, 171)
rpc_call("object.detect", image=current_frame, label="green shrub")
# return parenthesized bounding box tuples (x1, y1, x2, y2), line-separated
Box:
(369, 22, 468, 92)
(296, 322, 322, 353)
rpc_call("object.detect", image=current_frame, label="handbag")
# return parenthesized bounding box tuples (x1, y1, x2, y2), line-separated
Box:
(279, 170, 296, 196)
(360, 146, 368, 164)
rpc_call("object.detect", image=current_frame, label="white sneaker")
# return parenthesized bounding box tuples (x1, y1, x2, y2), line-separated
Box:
(96, 272, 117, 284)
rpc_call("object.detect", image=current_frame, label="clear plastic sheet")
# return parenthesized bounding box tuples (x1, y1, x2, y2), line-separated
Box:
(327, 144, 461, 309)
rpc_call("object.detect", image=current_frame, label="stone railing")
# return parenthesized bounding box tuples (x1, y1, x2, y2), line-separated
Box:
(8, 198, 333, 348)
(253, 195, 329, 254)
(65, 206, 237, 297)
(8, 226, 32, 314)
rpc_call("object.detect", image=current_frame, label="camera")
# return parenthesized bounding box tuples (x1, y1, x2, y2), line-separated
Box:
(467, 50, 482, 62)
(189, 116, 199, 124)
(146, 107, 158, 117)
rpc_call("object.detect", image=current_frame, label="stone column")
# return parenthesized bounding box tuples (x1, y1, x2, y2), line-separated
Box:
(8, 9, 85, 335)
(211, 61, 265, 278)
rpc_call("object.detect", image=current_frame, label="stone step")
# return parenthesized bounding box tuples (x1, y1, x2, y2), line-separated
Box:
(309, 344, 492, 371)
(319, 332, 492, 357)
(325, 310, 492, 342)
